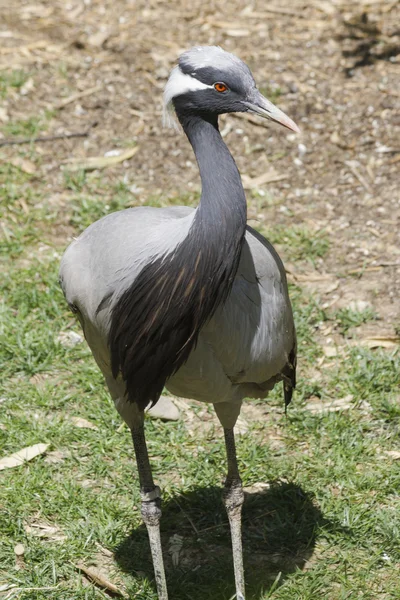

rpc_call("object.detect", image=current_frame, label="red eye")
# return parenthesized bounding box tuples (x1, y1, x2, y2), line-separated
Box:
(214, 82, 228, 93)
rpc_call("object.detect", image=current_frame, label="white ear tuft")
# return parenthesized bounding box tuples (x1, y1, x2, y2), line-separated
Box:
(162, 97, 180, 131)
(162, 66, 212, 130)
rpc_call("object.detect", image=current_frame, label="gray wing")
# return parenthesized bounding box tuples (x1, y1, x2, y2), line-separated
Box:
(59, 205, 195, 373)
(60, 205, 194, 320)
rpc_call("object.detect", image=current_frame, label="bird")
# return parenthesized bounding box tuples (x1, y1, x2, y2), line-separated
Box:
(59, 46, 298, 600)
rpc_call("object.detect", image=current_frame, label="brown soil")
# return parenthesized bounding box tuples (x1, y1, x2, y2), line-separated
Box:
(1, 0, 399, 332)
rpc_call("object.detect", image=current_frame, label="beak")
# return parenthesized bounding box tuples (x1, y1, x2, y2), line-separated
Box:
(243, 91, 300, 133)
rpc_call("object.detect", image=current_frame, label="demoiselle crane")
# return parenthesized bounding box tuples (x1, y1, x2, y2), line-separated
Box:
(60, 46, 299, 600)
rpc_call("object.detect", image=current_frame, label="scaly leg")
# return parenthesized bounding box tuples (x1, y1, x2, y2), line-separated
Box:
(223, 428, 245, 600)
(131, 422, 168, 600)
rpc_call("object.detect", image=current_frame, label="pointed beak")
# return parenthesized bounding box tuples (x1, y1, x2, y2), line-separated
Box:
(243, 91, 300, 134)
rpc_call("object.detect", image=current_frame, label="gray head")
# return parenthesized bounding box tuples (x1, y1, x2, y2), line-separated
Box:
(164, 46, 299, 132)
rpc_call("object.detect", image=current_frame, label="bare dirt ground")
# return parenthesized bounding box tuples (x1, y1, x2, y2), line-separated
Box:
(1, 0, 399, 336)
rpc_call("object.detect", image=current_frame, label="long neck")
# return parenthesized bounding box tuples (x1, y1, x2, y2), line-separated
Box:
(180, 113, 247, 248)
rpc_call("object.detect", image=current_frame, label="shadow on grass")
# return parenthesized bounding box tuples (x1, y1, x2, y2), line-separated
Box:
(115, 480, 327, 599)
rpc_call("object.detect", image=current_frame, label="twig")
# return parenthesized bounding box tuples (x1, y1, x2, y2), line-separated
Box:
(4, 584, 62, 599)
(56, 85, 102, 109)
(244, 6, 305, 18)
(173, 498, 200, 536)
(344, 161, 373, 193)
(347, 262, 400, 275)
(0, 122, 98, 147)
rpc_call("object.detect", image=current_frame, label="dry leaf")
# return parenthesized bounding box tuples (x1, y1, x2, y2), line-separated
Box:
(70, 417, 98, 430)
(44, 449, 69, 464)
(0, 583, 17, 592)
(383, 450, 400, 460)
(242, 171, 288, 189)
(7, 157, 37, 175)
(63, 147, 138, 171)
(226, 29, 250, 37)
(306, 394, 359, 414)
(244, 482, 271, 494)
(0, 443, 49, 471)
(95, 543, 113, 557)
(295, 273, 333, 282)
(24, 521, 66, 541)
(75, 564, 127, 597)
(359, 336, 400, 349)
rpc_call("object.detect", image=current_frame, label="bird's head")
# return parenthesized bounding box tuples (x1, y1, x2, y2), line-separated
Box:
(164, 46, 299, 133)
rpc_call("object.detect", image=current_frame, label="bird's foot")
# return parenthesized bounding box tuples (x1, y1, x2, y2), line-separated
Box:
(140, 487, 169, 600)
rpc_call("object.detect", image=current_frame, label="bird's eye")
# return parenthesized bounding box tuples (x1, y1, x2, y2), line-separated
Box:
(214, 82, 228, 93)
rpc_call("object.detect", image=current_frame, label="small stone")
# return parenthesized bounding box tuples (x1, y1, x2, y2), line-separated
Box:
(146, 396, 180, 421)
(347, 300, 373, 313)
(14, 544, 25, 556)
(57, 331, 83, 348)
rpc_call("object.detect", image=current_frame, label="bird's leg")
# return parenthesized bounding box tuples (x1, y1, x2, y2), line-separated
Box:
(223, 427, 245, 600)
(131, 422, 168, 600)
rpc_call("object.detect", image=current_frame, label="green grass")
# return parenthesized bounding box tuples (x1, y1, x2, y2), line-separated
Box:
(257, 224, 330, 265)
(258, 84, 282, 104)
(0, 171, 399, 599)
(335, 306, 377, 336)
(2, 110, 55, 139)
(0, 70, 29, 99)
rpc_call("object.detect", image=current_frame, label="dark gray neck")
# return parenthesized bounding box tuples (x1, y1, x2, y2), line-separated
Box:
(179, 113, 247, 244)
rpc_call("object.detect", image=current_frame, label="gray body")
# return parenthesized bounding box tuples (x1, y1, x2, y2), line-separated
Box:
(59, 46, 299, 600)
(60, 204, 295, 428)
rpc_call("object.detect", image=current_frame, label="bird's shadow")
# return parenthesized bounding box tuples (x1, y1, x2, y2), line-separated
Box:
(115, 481, 330, 599)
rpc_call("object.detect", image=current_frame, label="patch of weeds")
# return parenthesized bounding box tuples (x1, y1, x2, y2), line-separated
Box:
(0, 165, 57, 258)
(0, 163, 32, 192)
(327, 346, 399, 406)
(0, 261, 67, 379)
(2, 110, 55, 138)
(335, 306, 377, 335)
(146, 191, 199, 208)
(0, 69, 29, 98)
(57, 62, 69, 79)
(268, 150, 287, 162)
(69, 194, 130, 231)
(63, 169, 87, 193)
(259, 83, 283, 104)
(291, 284, 327, 365)
(258, 224, 330, 264)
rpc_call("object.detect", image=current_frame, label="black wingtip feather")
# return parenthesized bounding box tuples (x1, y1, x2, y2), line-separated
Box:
(283, 345, 297, 415)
